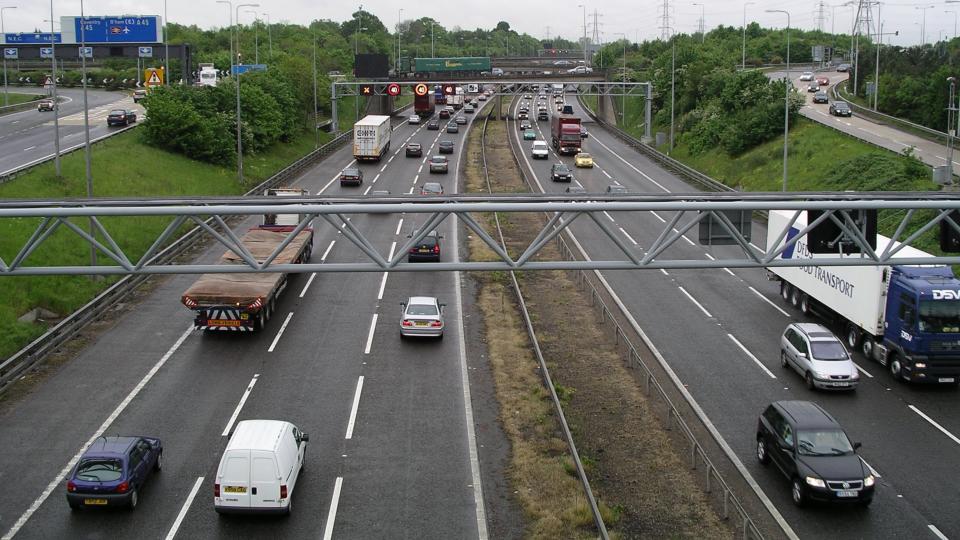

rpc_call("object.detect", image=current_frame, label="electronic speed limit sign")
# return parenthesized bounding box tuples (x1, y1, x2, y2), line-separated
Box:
(414, 83, 428, 96)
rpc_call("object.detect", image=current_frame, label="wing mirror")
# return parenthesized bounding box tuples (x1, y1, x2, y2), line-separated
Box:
(301, 433, 310, 442)
(853, 441, 861, 450)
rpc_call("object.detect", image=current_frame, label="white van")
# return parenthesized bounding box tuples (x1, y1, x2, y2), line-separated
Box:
(214, 420, 309, 515)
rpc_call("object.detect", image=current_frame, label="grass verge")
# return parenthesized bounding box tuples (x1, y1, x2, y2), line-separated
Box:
(0, 127, 331, 361)
(3, 93, 42, 107)
(465, 111, 733, 538)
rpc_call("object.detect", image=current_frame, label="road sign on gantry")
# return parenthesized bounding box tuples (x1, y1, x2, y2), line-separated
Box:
(386, 83, 401, 96)
(145, 67, 163, 88)
(414, 83, 428, 96)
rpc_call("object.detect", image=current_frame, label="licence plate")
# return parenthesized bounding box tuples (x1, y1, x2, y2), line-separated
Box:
(208, 319, 242, 327)
(224, 486, 247, 494)
(833, 382, 849, 387)
(939, 378, 956, 383)
(84, 498, 108, 505)
(415, 322, 428, 327)
(419, 248, 430, 253)
(836, 490, 857, 498)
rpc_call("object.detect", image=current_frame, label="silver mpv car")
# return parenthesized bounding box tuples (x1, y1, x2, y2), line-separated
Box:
(780, 323, 859, 391)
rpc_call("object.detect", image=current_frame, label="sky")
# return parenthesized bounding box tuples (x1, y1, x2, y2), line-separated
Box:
(8, 0, 958, 49)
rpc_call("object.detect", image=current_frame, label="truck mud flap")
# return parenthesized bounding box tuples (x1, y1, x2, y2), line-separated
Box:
(196, 309, 255, 331)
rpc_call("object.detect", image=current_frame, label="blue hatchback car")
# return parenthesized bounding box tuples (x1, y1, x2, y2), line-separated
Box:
(66, 436, 163, 510)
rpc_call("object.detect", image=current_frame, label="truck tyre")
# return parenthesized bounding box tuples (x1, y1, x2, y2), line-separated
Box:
(889, 355, 904, 381)
(254, 310, 266, 332)
(781, 282, 792, 302)
(861, 336, 874, 359)
(846, 324, 861, 350)
(799, 294, 811, 315)
(790, 287, 802, 308)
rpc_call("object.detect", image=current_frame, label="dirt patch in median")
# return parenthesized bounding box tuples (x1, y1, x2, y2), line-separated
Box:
(464, 111, 733, 538)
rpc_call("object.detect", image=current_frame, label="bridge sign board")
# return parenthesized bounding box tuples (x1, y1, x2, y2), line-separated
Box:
(4, 32, 62, 44)
(60, 16, 163, 45)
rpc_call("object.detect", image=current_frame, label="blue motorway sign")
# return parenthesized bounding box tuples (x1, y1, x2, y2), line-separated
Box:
(67, 16, 162, 44)
(3, 48, 16, 60)
(138, 46, 153, 58)
(3, 32, 62, 44)
(230, 64, 267, 75)
(78, 46, 93, 59)
(40, 47, 54, 59)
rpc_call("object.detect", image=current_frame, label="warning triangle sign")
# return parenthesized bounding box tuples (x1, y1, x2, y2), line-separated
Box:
(44, 76, 53, 86)
(147, 71, 161, 84)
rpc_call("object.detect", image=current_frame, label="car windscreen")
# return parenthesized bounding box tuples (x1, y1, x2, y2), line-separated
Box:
(75, 458, 123, 481)
(796, 429, 854, 456)
(407, 304, 439, 316)
(578, 153, 591, 159)
(920, 300, 960, 333)
(342, 168, 359, 176)
(810, 340, 849, 360)
(109, 110, 126, 115)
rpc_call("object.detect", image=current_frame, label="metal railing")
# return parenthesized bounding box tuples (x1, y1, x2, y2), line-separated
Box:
(506, 96, 769, 539)
(477, 104, 609, 538)
(0, 99, 42, 116)
(0, 130, 353, 395)
(832, 80, 956, 148)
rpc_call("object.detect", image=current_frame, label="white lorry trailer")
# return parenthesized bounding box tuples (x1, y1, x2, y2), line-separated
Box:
(766, 210, 960, 384)
(353, 115, 391, 161)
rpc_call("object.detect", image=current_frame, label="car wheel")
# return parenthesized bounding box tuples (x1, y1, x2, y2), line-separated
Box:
(780, 351, 789, 368)
(805, 372, 815, 390)
(781, 282, 792, 302)
(757, 438, 770, 465)
(889, 355, 904, 381)
(155, 451, 163, 471)
(128, 488, 139, 510)
(791, 478, 806, 507)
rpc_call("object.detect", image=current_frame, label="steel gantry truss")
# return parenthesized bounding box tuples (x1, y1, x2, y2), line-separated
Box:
(331, 80, 651, 133)
(2, 194, 960, 276)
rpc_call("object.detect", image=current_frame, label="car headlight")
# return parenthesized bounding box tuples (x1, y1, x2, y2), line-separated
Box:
(805, 476, 826, 488)
(864, 474, 875, 487)
(813, 371, 828, 380)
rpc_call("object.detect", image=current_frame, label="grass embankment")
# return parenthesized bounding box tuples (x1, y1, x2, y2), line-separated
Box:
(464, 113, 732, 538)
(3, 93, 42, 106)
(0, 127, 330, 360)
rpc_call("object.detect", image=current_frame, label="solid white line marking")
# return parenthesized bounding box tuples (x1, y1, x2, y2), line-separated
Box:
(23, 146, 36, 152)
(321, 240, 336, 262)
(650, 211, 666, 223)
(619, 227, 638, 245)
(299, 273, 317, 298)
(909, 405, 960, 446)
(322, 477, 343, 540)
(660, 269, 669, 276)
(728, 334, 777, 379)
(345, 377, 364, 439)
(929, 524, 949, 540)
(267, 312, 294, 353)
(678, 286, 713, 318)
(364, 313, 378, 354)
(362, 185, 372, 195)
(222, 374, 260, 436)
(748, 286, 791, 317)
(590, 134, 671, 192)
(1, 324, 193, 540)
(377, 272, 389, 300)
(395, 218, 404, 236)
(853, 362, 874, 378)
(387, 241, 396, 262)
(603, 210, 615, 222)
(164, 476, 205, 540)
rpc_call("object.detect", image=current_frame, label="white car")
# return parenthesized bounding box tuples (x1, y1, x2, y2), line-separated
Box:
(408, 115, 421, 125)
(400, 296, 445, 338)
(567, 66, 593, 74)
(531, 140, 549, 159)
(799, 72, 814, 81)
(553, 60, 572, 66)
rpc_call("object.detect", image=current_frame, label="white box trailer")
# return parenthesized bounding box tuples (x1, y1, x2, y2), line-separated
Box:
(353, 115, 391, 161)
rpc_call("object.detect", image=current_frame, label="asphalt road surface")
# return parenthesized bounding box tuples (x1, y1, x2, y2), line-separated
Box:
(0, 107, 495, 539)
(0, 87, 143, 176)
(509, 91, 959, 540)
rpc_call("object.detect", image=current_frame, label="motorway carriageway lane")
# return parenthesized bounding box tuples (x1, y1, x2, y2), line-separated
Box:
(4, 114, 488, 540)
(514, 94, 957, 538)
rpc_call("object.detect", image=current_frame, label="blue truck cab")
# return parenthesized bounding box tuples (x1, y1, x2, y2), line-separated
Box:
(874, 265, 960, 384)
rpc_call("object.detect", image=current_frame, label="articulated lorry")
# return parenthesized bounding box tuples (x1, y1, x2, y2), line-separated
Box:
(550, 114, 582, 155)
(767, 210, 960, 384)
(181, 188, 314, 332)
(353, 115, 391, 161)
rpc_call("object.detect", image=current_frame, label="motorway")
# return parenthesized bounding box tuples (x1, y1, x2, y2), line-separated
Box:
(0, 106, 506, 539)
(509, 91, 959, 539)
(0, 87, 141, 176)
(769, 68, 959, 173)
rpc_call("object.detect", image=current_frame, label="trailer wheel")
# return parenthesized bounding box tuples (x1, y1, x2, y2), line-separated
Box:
(799, 294, 811, 315)
(781, 282, 792, 302)
(846, 324, 861, 350)
(790, 287, 802, 308)
(254, 310, 266, 332)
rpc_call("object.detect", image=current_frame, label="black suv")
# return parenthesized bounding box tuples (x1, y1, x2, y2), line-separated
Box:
(757, 401, 874, 507)
(829, 101, 852, 117)
(550, 163, 573, 182)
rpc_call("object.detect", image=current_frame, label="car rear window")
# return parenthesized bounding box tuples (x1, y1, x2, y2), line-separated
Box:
(76, 458, 123, 481)
(408, 143, 420, 149)
(408, 304, 439, 316)
(110, 110, 126, 115)
(431, 157, 445, 163)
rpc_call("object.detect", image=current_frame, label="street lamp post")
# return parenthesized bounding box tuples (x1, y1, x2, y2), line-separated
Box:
(163, 0, 168, 85)
(1, 6, 17, 107)
(692, 2, 705, 43)
(79, 0, 96, 269)
(670, 38, 676, 153)
(431, 21, 435, 58)
(265, 13, 272, 60)
(742, 2, 754, 70)
(873, 25, 898, 111)
(216, 0, 234, 81)
(578, 4, 587, 65)
(766, 9, 791, 192)
(916, 5, 935, 45)
(245, 9, 258, 65)
(234, 2, 259, 185)
(313, 33, 319, 148)
(48, 0, 60, 177)
(948, 11, 958, 41)
(615, 33, 626, 126)
(948, 77, 956, 182)
(397, 8, 403, 75)
(354, 5, 362, 55)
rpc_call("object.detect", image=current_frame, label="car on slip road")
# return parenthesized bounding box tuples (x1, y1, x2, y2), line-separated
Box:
(37, 99, 57, 112)
(816, 76, 830, 86)
(829, 101, 852, 117)
(400, 296, 445, 338)
(523, 129, 537, 140)
(757, 401, 874, 507)
(446, 123, 459, 133)
(107, 109, 137, 126)
(812, 91, 829, 104)
(66, 436, 163, 510)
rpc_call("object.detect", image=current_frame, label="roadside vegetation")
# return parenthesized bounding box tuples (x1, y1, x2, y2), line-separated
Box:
(2, 93, 42, 106)
(464, 110, 733, 537)
(0, 127, 328, 361)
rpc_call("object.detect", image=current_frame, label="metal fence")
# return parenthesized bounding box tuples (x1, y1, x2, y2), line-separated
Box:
(0, 130, 353, 395)
(832, 80, 956, 148)
(506, 98, 771, 539)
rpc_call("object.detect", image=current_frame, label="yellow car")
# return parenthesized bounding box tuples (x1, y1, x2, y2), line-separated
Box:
(574, 152, 594, 168)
